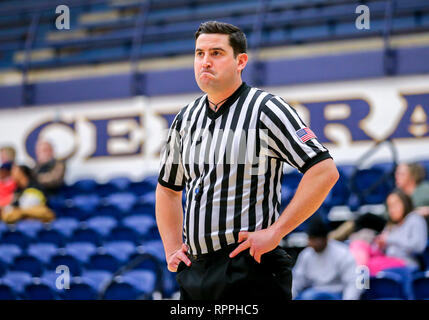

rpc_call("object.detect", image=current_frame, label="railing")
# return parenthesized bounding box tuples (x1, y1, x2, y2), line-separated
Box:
(348, 138, 399, 208)
(98, 251, 165, 300)
(130, 0, 151, 96)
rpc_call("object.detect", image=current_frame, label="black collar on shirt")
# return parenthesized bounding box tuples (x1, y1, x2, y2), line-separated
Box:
(205, 82, 249, 120)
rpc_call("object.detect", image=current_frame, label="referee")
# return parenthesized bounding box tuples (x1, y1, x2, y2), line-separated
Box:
(156, 21, 339, 300)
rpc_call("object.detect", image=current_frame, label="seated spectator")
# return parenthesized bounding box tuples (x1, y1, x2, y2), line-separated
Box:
(1, 165, 55, 224)
(395, 162, 429, 221)
(33, 139, 66, 195)
(292, 218, 362, 300)
(349, 189, 427, 276)
(329, 161, 429, 241)
(0, 161, 16, 208)
(0, 145, 16, 165)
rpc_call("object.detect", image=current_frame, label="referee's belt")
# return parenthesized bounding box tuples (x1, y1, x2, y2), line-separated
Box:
(186, 243, 240, 262)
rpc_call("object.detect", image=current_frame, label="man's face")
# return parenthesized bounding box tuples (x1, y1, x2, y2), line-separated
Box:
(194, 33, 247, 93)
(395, 164, 412, 189)
(387, 193, 405, 223)
(308, 236, 328, 253)
(36, 141, 53, 164)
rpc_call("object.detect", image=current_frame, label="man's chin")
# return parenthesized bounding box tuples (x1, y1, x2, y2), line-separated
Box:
(197, 78, 216, 92)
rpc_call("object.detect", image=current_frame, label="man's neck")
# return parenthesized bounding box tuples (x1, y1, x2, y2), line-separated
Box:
(206, 80, 242, 111)
(403, 183, 417, 196)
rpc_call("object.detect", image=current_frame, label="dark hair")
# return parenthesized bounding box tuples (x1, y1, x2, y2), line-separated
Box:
(407, 162, 426, 185)
(306, 216, 329, 238)
(195, 21, 247, 57)
(387, 188, 414, 222)
(17, 165, 34, 180)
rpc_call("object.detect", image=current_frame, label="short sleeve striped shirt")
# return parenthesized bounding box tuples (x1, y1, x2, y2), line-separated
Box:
(158, 82, 332, 255)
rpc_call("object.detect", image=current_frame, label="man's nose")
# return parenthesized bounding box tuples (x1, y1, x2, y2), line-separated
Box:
(202, 55, 212, 68)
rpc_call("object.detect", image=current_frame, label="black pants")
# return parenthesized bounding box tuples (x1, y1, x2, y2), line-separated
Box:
(176, 244, 293, 301)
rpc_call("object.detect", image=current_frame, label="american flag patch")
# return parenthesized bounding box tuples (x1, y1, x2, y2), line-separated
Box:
(296, 127, 316, 143)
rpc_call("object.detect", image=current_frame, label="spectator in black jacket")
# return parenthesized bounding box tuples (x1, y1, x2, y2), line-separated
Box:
(33, 139, 66, 195)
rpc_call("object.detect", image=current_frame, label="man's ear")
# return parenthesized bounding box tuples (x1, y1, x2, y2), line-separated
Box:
(237, 53, 248, 72)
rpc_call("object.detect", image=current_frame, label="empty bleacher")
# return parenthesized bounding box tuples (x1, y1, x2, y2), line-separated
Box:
(0, 156, 428, 299)
(0, 0, 429, 72)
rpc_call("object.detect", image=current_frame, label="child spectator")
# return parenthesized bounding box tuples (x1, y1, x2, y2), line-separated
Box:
(1, 165, 55, 223)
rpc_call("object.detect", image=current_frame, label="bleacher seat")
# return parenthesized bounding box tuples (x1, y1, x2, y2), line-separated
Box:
(35, 229, 67, 247)
(412, 271, 429, 300)
(50, 217, 80, 238)
(1, 271, 33, 294)
(61, 279, 98, 300)
(47, 194, 67, 212)
(102, 281, 139, 300)
(121, 270, 157, 296)
(139, 192, 156, 206)
(22, 280, 60, 300)
(11, 254, 44, 277)
(102, 241, 136, 263)
(324, 169, 350, 207)
(71, 179, 99, 193)
(86, 216, 118, 237)
(48, 253, 83, 277)
(0, 244, 22, 265)
(132, 202, 155, 216)
(71, 194, 101, 214)
(138, 240, 165, 262)
(103, 270, 156, 300)
(106, 225, 141, 245)
(105, 192, 138, 213)
(107, 176, 132, 192)
(0, 283, 18, 300)
(122, 214, 156, 237)
(128, 252, 162, 275)
(362, 271, 408, 300)
(0, 230, 31, 249)
(80, 270, 113, 292)
(69, 226, 103, 246)
(0, 260, 6, 277)
(40, 270, 64, 292)
(95, 204, 122, 219)
(86, 252, 121, 273)
(15, 220, 44, 238)
(349, 168, 393, 206)
(382, 266, 418, 300)
(27, 243, 58, 264)
(129, 181, 154, 196)
(64, 242, 98, 264)
(0, 222, 7, 237)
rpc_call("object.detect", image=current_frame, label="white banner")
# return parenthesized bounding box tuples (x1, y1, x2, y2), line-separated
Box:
(0, 74, 428, 183)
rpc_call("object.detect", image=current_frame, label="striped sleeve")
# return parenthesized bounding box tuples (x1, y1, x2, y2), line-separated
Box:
(158, 112, 186, 191)
(259, 96, 332, 174)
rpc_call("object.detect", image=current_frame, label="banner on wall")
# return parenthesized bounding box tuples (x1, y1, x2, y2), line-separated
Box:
(0, 74, 428, 183)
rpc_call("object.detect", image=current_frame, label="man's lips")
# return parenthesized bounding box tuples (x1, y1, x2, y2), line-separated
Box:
(200, 70, 214, 76)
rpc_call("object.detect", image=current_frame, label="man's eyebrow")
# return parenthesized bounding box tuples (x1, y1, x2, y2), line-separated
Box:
(195, 47, 226, 52)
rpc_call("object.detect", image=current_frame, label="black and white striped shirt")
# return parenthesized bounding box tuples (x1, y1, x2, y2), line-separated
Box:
(158, 82, 332, 255)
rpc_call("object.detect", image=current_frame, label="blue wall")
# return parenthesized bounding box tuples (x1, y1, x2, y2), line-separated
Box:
(1, 45, 429, 109)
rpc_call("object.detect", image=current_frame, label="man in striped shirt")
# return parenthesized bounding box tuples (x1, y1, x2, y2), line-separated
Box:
(156, 21, 339, 300)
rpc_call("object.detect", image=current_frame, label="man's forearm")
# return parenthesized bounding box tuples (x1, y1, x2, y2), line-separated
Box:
(271, 158, 339, 240)
(155, 184, 185, 257)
